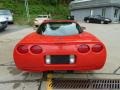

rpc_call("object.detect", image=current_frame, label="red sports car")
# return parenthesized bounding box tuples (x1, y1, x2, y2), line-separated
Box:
(13, 20, 106, 72)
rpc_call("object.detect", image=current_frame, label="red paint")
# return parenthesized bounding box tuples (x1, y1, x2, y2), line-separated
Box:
(30, 45, 42, 54)
(78, 44, 90, 53)
(13, 20, 107, 72)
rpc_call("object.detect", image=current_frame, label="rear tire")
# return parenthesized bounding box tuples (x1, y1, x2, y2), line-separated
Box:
(86, 20, 90, 23)
(100, 21, 104, 24)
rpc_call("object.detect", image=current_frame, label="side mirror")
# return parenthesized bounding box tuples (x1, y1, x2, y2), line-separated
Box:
(81, 26, 86, 30)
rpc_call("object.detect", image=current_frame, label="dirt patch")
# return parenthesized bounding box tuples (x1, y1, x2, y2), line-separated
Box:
(13, 82, 21, 89)
(7, 67, 22, 75)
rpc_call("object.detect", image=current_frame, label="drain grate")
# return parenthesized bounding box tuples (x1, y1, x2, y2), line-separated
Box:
(50, 79, 120, 89)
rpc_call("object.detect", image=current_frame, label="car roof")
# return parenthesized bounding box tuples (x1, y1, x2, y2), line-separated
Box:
(0, 9, 11, 12)
(43, 20, 76, 23)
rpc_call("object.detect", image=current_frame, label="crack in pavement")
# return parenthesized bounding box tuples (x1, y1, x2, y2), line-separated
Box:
(0, 79, 40, 84)
(13, 73, 29, 89)
(0, 61, 15, 66)
(0, 64, 15, 66)
(113, 66, 120, 74)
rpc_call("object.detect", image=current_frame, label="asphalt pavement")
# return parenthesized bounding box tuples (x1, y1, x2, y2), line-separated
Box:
(0, 25, 29, 36)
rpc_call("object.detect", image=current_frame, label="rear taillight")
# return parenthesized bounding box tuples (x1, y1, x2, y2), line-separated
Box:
(78, 44, 90, 53)
(92, 44, 103, 52)
(17, 45, 28, 54)
(30, 45, 42, 54)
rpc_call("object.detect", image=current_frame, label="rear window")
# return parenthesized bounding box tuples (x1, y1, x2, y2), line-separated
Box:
(37, 22, 82, 36)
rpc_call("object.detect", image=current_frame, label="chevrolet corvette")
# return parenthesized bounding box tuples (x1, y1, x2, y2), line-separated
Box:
(13, 20, 106, 72)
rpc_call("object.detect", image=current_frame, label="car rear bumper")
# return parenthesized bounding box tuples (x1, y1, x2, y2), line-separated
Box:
(0, 21, 8, 31)
(14, 51, 106, 72)
(16, 65, 104, 72)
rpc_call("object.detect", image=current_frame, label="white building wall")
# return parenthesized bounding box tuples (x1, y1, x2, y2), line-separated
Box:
(71, 7, 120, 23)
(71, 9, 91, 22)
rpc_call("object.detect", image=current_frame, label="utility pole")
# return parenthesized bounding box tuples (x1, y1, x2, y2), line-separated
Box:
(25, 0, 30, 22)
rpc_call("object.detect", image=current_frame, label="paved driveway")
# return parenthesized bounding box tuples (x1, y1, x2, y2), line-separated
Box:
(0, 23, 120, 90)
(80, 23, 120, 75)
(0, 25, 29, 36)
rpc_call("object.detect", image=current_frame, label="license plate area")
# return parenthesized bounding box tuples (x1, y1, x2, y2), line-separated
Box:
(51, 55, 70, 64)
(45, 55, 75, 64)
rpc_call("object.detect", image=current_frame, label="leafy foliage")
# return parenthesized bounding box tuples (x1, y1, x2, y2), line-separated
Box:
(0, 0, 71, 25)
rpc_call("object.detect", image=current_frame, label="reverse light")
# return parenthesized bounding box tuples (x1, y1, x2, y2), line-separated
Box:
(30, 45, 42, 54)
(17, 45, 28, 54)
(46, 55, 51, 64)
(78, 44, 90, 53)
(92, 44, 103, 52)
(70, 55, 75, 64)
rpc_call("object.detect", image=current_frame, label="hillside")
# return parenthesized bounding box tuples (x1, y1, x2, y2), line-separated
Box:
(0, 0, 71, 25)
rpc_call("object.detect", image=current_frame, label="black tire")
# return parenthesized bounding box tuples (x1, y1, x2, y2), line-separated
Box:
(104, 21, 109, 24)
(86, 20, 90, 23)
(8, 21, 14, 24)
(100, 21, 104, 24)
(67, 70, 74, 73)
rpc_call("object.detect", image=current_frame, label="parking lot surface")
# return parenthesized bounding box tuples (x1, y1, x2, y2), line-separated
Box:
(0, 23, 120, 90)
(0, 25, 29, 36)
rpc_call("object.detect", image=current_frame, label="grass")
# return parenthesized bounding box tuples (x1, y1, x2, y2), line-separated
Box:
(0, 1, 70, 25)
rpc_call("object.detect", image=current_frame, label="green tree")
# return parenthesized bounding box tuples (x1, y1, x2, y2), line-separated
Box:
(41, 0, 58, 5)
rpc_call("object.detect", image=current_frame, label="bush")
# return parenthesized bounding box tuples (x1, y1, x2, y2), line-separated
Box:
(0, 0, 70, 25)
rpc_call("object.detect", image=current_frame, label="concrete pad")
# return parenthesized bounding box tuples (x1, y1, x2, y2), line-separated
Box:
(0, 83, 24, 90)
(53, 89, 111, 90)
(0, 66, 27, 82)
(0, 27, 33, 64)
(51, 73, 88, 79)
(0, 23, 120, 90)
(25, 73, 43, 80)
(80, 23, 120, 75)
(23, 82, 39, 90)
(0, 66, 43, 83)
(115, 67, 120, 74)
(0, 82, 40, 90)
(41, 81, 47, 90)
(87, 74, 120, 79)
